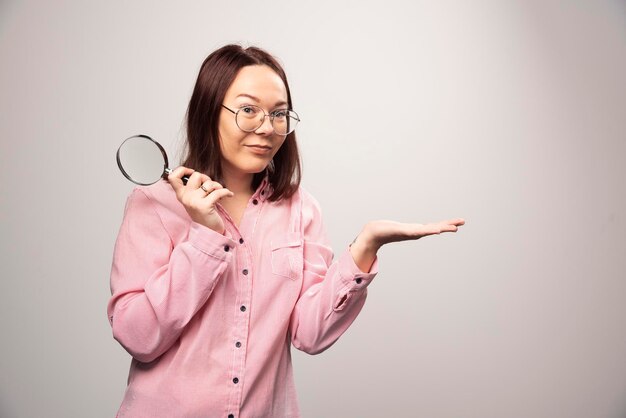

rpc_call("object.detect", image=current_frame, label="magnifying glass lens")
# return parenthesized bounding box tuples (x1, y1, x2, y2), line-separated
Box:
(117, 135, 167, 185)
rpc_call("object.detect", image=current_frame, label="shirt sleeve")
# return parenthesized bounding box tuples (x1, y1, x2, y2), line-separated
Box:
(107, 188, 236, 363)
(288, 190, 379, 355)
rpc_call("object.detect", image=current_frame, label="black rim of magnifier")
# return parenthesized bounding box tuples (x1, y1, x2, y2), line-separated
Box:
(116, 134, 169, 186)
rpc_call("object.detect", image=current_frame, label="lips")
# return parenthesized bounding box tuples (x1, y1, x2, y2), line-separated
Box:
(245, 145, 272, 155)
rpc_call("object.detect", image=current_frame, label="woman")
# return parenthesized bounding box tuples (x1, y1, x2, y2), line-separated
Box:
(107, 44, 465, 418)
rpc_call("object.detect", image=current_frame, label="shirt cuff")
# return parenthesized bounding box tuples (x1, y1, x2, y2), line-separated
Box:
(188, 221, 237, 261)
(337, 246, 379, 290)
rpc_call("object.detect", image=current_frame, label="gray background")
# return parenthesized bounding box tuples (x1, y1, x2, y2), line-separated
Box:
(1, 0, 625, 417)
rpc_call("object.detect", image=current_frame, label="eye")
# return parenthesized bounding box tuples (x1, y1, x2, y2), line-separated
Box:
(238, 105, 262, 119)
(272, 109, 288, 119)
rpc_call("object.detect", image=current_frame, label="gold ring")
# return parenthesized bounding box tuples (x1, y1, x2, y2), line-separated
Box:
(200, 184, 209, 194)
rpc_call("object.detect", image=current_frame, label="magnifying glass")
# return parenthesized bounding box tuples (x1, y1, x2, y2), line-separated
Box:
(116, 134, 189, 185)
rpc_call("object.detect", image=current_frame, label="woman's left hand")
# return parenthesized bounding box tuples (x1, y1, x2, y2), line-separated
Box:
(362, 218, 466, 250)
(349, 218, 466, 272)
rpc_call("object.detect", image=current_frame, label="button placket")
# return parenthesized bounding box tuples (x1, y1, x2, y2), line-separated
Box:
(226, 187, 264, 415)
(227, 227, 253, 416)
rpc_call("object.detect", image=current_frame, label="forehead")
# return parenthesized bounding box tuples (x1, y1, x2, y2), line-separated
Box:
(225, 65, 287, 104)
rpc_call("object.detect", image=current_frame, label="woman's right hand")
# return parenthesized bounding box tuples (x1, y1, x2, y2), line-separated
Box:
(167, 166, 234, 234)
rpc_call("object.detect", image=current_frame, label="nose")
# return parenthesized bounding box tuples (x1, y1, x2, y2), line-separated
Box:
(254, 114, 275, 135)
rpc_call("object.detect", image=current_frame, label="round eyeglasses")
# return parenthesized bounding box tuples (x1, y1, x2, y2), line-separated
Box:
(222, 104, 300, 136)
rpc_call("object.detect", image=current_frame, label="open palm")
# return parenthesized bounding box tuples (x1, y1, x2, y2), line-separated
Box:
(365, 218, 466, 248)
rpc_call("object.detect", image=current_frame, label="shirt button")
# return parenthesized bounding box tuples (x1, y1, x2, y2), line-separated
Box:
(355, 277, 362, 284)
(224, 245, 230, 252)
(239, 238, 244, 244)
(233, 377, 239, 384)
(242, 269, 248, 275)
(235, 341, 241, 348)
(252, 199, 258, 205)
(240, 305, 246, 312)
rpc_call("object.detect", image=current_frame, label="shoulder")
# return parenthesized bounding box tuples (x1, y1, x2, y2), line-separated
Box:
(295, 185, 326, 231)
(130, 179, 180, 210)
(124, 179, 188, 228)
(296, 185, 323, 213)
(293, 186, 330, 243)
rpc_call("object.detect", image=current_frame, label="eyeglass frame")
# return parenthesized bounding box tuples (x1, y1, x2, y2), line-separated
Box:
(221, 104, 300, 136)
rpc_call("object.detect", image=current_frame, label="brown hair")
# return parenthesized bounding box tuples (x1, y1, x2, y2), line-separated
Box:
(180, 44, 301, 202)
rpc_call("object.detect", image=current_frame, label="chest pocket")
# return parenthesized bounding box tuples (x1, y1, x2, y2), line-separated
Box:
(270, 232, 303, 280)
(270, 188, 304, 281)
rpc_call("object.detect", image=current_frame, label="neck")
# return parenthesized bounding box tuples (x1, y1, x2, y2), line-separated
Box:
(221, 167, 254, 196)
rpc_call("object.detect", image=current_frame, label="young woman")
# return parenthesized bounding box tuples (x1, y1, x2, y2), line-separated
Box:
(107, 44, 465, 418)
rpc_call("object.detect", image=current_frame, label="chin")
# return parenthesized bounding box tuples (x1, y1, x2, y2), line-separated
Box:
(241, 161, 270, 174)
(224, 154, 271, 175)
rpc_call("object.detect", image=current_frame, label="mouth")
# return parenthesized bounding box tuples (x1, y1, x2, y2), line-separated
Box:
(244, 144, 273, 155)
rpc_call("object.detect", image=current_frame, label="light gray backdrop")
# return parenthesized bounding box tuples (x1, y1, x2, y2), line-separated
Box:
(1, 1, 625, 417)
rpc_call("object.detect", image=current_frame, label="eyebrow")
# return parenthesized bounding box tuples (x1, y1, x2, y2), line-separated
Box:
(235, 93, 288, 108)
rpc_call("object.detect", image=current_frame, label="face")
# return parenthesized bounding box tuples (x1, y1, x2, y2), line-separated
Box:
(218, 64, 289, 181)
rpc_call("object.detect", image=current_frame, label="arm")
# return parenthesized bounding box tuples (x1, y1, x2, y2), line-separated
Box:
(287, 192, 466, 355)
(288, 192, 379, 355)
(106, 188, 235, 363)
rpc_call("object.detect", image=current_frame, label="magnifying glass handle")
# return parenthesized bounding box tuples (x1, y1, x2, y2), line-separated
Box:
(163, 168, 190, 185)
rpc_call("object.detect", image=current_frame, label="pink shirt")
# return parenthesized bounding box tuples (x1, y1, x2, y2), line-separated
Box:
(107, 176, 379, 418)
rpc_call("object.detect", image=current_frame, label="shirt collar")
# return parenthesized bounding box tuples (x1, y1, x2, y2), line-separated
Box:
(253, 172, 272, 202)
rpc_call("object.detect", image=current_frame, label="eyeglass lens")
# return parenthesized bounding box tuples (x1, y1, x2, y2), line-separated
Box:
(236, 105, 299, 135)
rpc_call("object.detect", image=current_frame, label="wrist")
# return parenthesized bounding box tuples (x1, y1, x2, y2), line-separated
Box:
(349, 229, 379, 273)
(354, 225, 380, 252)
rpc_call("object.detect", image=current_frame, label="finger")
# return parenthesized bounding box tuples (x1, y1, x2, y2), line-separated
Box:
(442, 218, 465, 226)
(186, 171, 206, 189)
(202, 180, 223, 191)
(204, 188, 234, 205)
(168, 166, 195, 181)
(439, 224, 459, 233)
(413, 222, 451, 237)
(196, 180, 224, 197)
(197, 173, 212, 184)
(168, 166, 195, 192)
(399, 223, 437, 238)
(422, 225, 443, 235)
(426, 221, 460, 235)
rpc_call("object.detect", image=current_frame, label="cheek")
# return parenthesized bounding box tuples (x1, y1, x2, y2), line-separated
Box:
(219, 111, 239, 134)
(218, 125, 245, 153)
